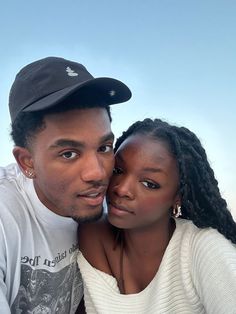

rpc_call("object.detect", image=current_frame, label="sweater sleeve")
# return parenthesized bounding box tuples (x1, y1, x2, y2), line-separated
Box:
(190, 228, 236, 314)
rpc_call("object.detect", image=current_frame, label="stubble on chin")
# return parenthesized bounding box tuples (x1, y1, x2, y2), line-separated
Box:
(72, 207, 104, 224)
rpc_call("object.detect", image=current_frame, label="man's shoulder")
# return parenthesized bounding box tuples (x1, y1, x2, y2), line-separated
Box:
(0, 163, 32, 223)
(0, 163, 20, 178)
(0, 163, 25, 199)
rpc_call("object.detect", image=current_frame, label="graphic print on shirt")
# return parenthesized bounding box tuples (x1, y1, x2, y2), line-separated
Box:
(11, 261, 83, 313)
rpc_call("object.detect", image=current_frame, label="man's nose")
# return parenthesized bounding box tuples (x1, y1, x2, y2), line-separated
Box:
(80, 154, 107, 183)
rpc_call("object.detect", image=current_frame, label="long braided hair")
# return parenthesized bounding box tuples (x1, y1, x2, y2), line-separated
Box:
(114, 118, 236, 244)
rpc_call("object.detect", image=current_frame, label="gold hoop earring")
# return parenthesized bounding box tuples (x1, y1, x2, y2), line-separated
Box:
(173, 204, 182, 218)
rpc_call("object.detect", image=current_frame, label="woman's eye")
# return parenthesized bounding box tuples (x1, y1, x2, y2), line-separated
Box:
(99, 145, 113, 153)
(61, 151, 78, 159)
(113, 167, 123, 175)
(141, 181, 160, 189)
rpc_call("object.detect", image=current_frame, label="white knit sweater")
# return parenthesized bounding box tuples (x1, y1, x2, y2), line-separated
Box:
(78, 219, 236, 314)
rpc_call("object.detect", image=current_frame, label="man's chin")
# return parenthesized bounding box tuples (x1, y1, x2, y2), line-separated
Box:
(72, 208, 104, 224)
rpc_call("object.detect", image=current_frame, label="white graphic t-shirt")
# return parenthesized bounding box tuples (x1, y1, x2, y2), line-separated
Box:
(0, 164, 83, 313)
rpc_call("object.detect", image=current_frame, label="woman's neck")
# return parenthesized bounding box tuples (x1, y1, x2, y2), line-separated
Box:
(116, 218, 176, 294)
(123, 218, 175, 259)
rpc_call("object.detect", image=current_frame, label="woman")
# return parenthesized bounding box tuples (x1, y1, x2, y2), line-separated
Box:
(78, 118, 236, 314)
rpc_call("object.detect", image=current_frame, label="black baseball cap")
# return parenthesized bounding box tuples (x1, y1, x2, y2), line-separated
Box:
(9, 56, 132, 122)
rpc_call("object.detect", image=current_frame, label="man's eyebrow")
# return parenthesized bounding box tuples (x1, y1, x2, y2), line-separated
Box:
(50, 132, 115, 149)
(50, 139, 84, 149)
(100, 132, 115, 143)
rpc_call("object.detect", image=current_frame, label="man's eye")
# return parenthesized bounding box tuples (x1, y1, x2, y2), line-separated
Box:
(61, 151, 78, 159)
(99, 145, 113, 153)
(113, 167, 123, 175)
(141, 181, 160, 189)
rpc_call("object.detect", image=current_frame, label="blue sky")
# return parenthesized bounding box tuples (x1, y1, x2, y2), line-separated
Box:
(1, 0, 235, 218)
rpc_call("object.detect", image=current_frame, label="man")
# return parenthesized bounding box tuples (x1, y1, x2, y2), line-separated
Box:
(0, 56, 131, 313)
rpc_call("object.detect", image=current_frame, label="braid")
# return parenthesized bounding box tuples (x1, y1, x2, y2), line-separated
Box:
(115, 118, 236, 244)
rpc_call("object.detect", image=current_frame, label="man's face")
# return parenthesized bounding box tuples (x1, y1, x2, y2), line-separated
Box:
(28, 107, 114, 221)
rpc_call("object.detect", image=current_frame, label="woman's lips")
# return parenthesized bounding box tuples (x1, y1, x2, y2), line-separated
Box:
(108, 202, 134, 216)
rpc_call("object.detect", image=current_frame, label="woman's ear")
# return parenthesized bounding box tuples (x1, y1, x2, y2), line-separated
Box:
(13, 146, 36, 179)
(173, 192, 181, 206)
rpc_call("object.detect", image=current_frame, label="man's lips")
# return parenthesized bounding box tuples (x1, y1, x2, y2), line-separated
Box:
(77, 187, 107, 206)
(78, 185, 107, 196)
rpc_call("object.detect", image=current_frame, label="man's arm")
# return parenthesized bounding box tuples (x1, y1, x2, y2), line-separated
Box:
(0, 223, 11, 314)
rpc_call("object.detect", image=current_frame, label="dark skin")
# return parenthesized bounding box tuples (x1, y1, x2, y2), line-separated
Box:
(13, 108, 114, 221)
(79, 135, 180, 294)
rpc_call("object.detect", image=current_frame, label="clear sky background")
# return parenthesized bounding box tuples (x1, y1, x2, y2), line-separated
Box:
(1, 0, 235, 219)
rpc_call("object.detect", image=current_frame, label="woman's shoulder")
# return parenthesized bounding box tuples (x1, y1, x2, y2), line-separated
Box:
(78, 215, 114, 244)
(78, 215, 117, 273)
(176, 218, 236, 262)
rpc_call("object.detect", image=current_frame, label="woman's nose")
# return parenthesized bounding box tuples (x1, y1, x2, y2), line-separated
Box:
(112, 176, 135, 200)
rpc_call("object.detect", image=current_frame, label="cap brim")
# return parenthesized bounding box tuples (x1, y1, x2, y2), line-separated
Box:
(23, 77, 131, 113)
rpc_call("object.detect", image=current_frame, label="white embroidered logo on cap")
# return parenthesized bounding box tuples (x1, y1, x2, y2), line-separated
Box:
(109, 90, 116, 97)
(66, 67, 78, 77)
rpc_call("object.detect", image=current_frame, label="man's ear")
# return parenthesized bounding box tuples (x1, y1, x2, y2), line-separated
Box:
(13, 146, 35, 178)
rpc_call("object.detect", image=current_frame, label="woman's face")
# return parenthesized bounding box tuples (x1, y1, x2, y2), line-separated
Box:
(107, 134, 180, 230)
